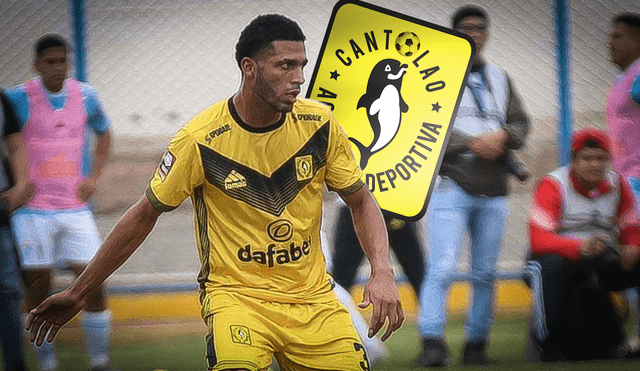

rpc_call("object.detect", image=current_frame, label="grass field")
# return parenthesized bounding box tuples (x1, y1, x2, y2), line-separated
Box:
(16, 313, 640, 371)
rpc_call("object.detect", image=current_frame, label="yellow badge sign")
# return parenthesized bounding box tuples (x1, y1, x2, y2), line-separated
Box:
(306, 0, 474, 221)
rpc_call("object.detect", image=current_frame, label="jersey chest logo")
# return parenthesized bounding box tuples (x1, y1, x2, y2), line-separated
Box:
(199, 122, 329, 216)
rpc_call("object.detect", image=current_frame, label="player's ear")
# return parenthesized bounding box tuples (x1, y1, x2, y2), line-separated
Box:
(240, 57, 257, 79)
(33, 58, 42, 75)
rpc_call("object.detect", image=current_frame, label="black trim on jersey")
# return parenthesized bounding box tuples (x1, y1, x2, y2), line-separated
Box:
(228, 96, 287, 133)
(199, 122, 330, 216)
(193, 185, 212, 304)
(145, 187, 178, 212)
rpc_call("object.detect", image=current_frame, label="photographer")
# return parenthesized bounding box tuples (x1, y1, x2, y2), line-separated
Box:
(527, 129, 640, 361)
(0, 88, 31, 371)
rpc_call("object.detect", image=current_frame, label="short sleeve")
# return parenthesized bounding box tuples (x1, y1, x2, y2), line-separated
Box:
(82, 84, 111, 134)
(324, 113, 364, 194)
(631, 73, 640, 105)
(147, 127, 204, 211)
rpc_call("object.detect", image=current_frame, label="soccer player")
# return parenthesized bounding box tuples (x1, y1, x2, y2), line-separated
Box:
(607, 12, 640, 355)
(26, 15, 404, 371)
(6, 34, 114, 371)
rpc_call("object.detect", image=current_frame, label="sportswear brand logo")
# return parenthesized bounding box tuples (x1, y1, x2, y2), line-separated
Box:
(205, 123, 231, 143)
(267, 219, 294, 242)
(224, 170, 247, 190)
(230, 325, 252, 345)
(237, 236, 312, 267)
(296, 113, 322, 122)
(157, 151, 176, 182)
(295, 155, 313, 181)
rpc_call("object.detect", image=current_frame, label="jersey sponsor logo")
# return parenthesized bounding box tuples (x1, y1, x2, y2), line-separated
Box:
(296, 113, 323, 122)
(306, 0, 473, 221)
(198, 122, 329, 216)
(205, 123, 232, 144)
(230, 325, 252, 345)
(295, 155, 313, 181)
(267, 219, 294, 242)
(224, 170, 247, 190)
(157, 151, 176, 182)
(237, 236, 312, 267)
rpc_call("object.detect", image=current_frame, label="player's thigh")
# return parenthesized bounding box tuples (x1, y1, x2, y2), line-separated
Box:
(204, 295, 276, 371)
(278, 300, 371, 371)
(57, 209, 101, 266)
(11, 209, 56, 269)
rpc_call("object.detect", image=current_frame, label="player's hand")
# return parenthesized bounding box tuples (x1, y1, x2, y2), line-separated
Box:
(468, 129, 508, 161)
(26, 290, 84, 346)
(619, 245, 640, 271)
(579, 235, 607, 258)
(0, 182, 33, 212)
(358, 269, 404, 342)
(77, 177, 98, 202)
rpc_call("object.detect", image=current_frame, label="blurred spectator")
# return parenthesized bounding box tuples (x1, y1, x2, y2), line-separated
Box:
(606, 12, 640, 355)
(6, 34, 114, 371)
(527, 129, 640, 361)
(415, 4, 530, 367)
(0, 88, 31, 371)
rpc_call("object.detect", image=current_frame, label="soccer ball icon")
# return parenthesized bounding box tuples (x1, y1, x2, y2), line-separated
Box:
(395, 32, 420, 57)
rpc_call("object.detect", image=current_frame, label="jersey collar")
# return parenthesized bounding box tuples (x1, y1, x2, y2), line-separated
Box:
(228, 96, 287, 133)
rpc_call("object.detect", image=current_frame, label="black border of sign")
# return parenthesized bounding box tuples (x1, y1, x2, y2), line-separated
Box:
(305, 0, 476, 222)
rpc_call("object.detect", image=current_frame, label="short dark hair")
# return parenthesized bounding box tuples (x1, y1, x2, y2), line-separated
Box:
(614, 13, 640, 37)
(452, 5, 489, 30)
(34, 33, 68, 59)
(234, 14, 306, 67)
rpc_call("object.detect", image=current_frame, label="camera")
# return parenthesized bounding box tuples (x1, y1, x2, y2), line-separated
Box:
(503, 152, 530, 182)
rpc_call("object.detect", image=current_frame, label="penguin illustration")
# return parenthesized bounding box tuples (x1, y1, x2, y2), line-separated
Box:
(350, 59, 409, 170)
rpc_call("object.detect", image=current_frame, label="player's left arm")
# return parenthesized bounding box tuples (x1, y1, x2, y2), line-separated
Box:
(340, 185, 404, 342)
(617, 176, 640, 271)
(78, 85, 112, 202)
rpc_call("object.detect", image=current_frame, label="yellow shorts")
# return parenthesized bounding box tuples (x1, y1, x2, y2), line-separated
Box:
(203, 292, 370, 371)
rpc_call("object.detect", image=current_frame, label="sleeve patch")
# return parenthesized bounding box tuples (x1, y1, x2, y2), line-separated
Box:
(158, 150, 176, 182)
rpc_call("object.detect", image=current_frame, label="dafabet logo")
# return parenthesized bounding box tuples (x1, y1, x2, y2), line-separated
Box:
(306, 0, 475, 221)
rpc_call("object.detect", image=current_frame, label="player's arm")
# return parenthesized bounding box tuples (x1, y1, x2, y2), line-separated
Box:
(78, 130, 111, 202)
(26, 195, 163, 345)
(340, 185, 404, 342)
(3, 133, 32, 211)
(78, 85, 112, 202)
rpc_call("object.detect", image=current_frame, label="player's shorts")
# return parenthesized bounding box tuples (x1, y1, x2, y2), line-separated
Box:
(203, 291, 371, 371)
(12, 207, 101, 269)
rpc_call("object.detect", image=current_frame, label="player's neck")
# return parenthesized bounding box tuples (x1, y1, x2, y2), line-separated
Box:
(232, 92, 282, 129)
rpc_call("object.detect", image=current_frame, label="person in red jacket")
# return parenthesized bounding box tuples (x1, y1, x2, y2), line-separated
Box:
(527, 128, 640, 361)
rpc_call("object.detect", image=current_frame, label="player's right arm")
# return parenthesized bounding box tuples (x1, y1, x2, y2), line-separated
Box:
(26, 195, 163, 346)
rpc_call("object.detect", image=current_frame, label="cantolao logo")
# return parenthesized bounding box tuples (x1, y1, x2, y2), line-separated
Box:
(307, 0, 474, 221)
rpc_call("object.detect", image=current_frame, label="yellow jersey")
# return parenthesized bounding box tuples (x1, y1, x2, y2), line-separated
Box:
(147, 97, 363, 316)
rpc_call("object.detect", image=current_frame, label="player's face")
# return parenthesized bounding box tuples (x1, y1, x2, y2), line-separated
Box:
(456, 16, 488, 59)
(34, 46, 68, 92)
(572, 147, 610, 187)
(608, 22, 640, 70)
(254, 40, 308, 113)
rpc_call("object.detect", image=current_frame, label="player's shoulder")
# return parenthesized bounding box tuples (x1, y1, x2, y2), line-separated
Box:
(4, 83, 28, 101)
(291, 98, 334, 124)
(181, 98, 230, 139)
